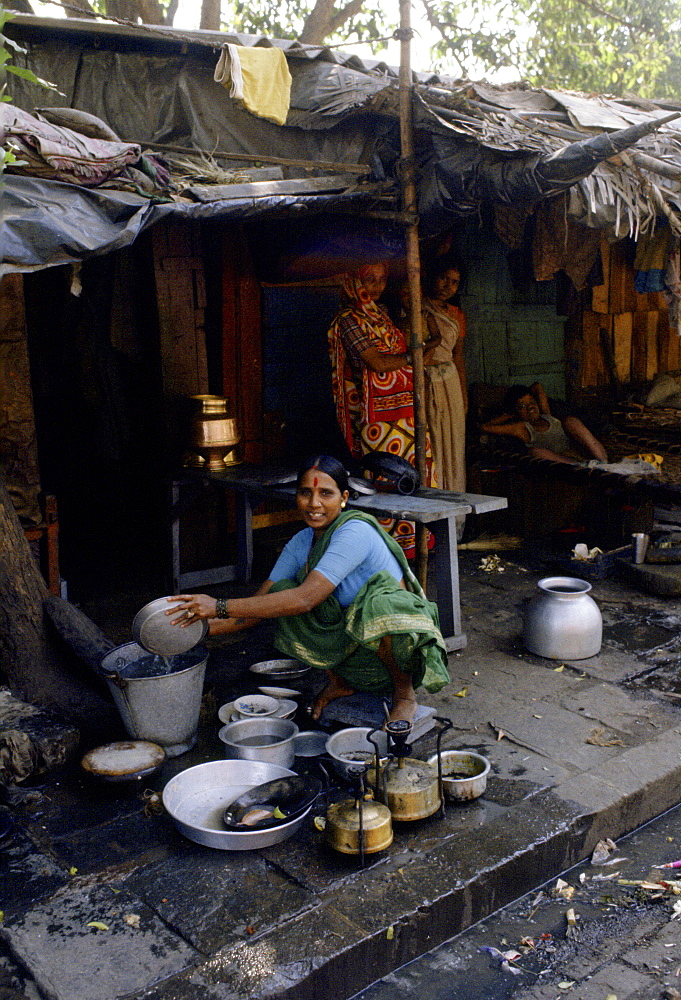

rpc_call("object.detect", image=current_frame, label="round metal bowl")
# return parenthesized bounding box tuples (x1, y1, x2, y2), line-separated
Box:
(249, 659, 311, 682)
(132, 597, 208, 656)
(162, 760, 308, 850)
(218, 718, 299, 768)
(233, 694, 279, 718)
(427, 750, 490, 802)
(326, 727, 389, 779)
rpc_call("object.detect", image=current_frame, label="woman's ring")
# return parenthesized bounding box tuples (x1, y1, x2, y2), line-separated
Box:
(186, 611, 195, 619)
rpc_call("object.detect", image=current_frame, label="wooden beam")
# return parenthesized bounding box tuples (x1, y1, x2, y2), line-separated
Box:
(399, 0, 429, 587)
(141, 140, 370, 175)
(632, 311, 658, 382)
(613, 312, 633, 382)
(591, 238, 609, 313)
(184, 174, 364, 202)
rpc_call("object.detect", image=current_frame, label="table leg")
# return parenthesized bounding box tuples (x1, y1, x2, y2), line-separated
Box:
(429, 516, 467, 652)
(170, 480, 239, 592)
(171, 481, 181, 594)
(235, 491, 254, 582)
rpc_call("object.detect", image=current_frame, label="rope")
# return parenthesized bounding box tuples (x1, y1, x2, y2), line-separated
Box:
(17, 4, 418, 53)
(22, 0, 228, 45)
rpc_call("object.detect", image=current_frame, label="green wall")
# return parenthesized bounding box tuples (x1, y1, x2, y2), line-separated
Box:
(453, 220, 567, 399)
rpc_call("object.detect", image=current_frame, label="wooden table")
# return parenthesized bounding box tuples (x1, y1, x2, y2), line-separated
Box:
(170, 466, 507, 651)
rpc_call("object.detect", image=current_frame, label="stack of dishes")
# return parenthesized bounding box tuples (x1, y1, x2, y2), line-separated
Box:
(218, 693, 297, 724)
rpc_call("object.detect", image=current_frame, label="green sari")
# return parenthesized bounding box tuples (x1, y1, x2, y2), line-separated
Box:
(272, 510, 449, 695)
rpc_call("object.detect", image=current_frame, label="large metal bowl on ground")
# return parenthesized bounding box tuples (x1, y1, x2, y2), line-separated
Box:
(427, 749, 490, 801)
(218, 718, 299, 767)
(162, 760, 308, 849)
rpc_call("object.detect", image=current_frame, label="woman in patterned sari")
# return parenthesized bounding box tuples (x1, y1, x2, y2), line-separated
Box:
(327, 263, 437, 557)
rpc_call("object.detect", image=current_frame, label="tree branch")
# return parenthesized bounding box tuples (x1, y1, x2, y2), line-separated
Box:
(299, 0, 369, 44)
(299, 0, 336, 44)
(328, 0, 368, 35)
(166, 0, 180, 26)
(64, 0, 97, 18)
(567, 0, 655, 33)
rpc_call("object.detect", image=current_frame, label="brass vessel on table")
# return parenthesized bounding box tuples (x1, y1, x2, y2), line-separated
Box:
(185, 395, 241, 470)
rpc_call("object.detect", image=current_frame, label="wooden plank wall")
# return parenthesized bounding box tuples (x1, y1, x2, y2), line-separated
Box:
(578, 237, 678, 391)
(0, 274, 42, 523)
(221, 227, 263, 463)
(152, 219, 209, 454)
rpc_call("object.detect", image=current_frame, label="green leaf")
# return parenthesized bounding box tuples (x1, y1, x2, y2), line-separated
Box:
(7, 64, 51, 84)
(0, 8, 16, 30)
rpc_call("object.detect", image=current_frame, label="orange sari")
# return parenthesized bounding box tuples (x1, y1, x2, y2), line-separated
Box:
(327, 275, 435, 555)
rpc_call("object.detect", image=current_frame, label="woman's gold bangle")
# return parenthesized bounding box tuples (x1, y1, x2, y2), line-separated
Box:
(215, 598, 229, 619)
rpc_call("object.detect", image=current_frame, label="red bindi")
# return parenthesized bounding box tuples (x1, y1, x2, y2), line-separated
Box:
(313, 477, 318, 487)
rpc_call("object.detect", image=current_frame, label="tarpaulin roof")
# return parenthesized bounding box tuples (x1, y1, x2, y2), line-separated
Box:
(4, 14, 681, 272)
(0, 173, 394, 275)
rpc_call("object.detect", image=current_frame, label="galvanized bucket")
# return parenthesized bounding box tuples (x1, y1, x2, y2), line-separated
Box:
(101, 642, 208, 757)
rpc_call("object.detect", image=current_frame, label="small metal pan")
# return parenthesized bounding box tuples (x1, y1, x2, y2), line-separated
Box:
(222, 775, 322, 830)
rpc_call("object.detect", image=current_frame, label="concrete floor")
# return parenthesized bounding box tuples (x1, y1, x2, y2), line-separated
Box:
(2, 548, 681, 1000)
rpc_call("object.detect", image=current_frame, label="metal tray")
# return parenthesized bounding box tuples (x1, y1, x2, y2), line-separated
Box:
(132, 597, 208, 656)
(162, 760, 310, 849)
(249, 659, 311, 682)
(81, 740, 166, 782)
(293, 730, 329, 757)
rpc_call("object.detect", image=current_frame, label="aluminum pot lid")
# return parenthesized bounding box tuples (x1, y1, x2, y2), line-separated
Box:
(81, 740, 166, 781)
(132, 597, 208, 656)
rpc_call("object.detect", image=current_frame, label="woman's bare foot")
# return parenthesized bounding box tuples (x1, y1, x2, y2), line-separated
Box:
(387, 695, 417, 725)
(310, 670, 355, 720)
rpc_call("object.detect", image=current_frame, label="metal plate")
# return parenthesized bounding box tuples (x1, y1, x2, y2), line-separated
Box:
(162, 760, 309, 850)
(249, 659, 311, 681)
(81, 740, 166, 781)
(132, 597, 208, 656)
(257, 686, 301, 699)
(293, 730, 329, 757)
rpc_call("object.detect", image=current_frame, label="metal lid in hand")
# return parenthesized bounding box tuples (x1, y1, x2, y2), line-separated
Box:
(132, 597, 208, 656)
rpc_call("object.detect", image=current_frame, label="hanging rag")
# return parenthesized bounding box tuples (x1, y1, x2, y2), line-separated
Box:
(1, 103, 141, 186)
(634, 224, 675, 293)
(663, 240, 681, 335)
(214, 44, 292, 126)
(532, 194, 602, 290)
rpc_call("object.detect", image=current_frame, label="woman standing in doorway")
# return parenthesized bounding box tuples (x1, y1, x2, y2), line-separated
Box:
(327, 262, 437, 556)
(422, 258, 468, 493)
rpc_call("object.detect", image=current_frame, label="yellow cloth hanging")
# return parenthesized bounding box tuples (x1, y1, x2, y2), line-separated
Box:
(214, 44, 292, 126)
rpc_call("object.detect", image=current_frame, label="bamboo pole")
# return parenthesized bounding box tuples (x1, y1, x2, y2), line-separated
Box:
(398, 0, 429, 588)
